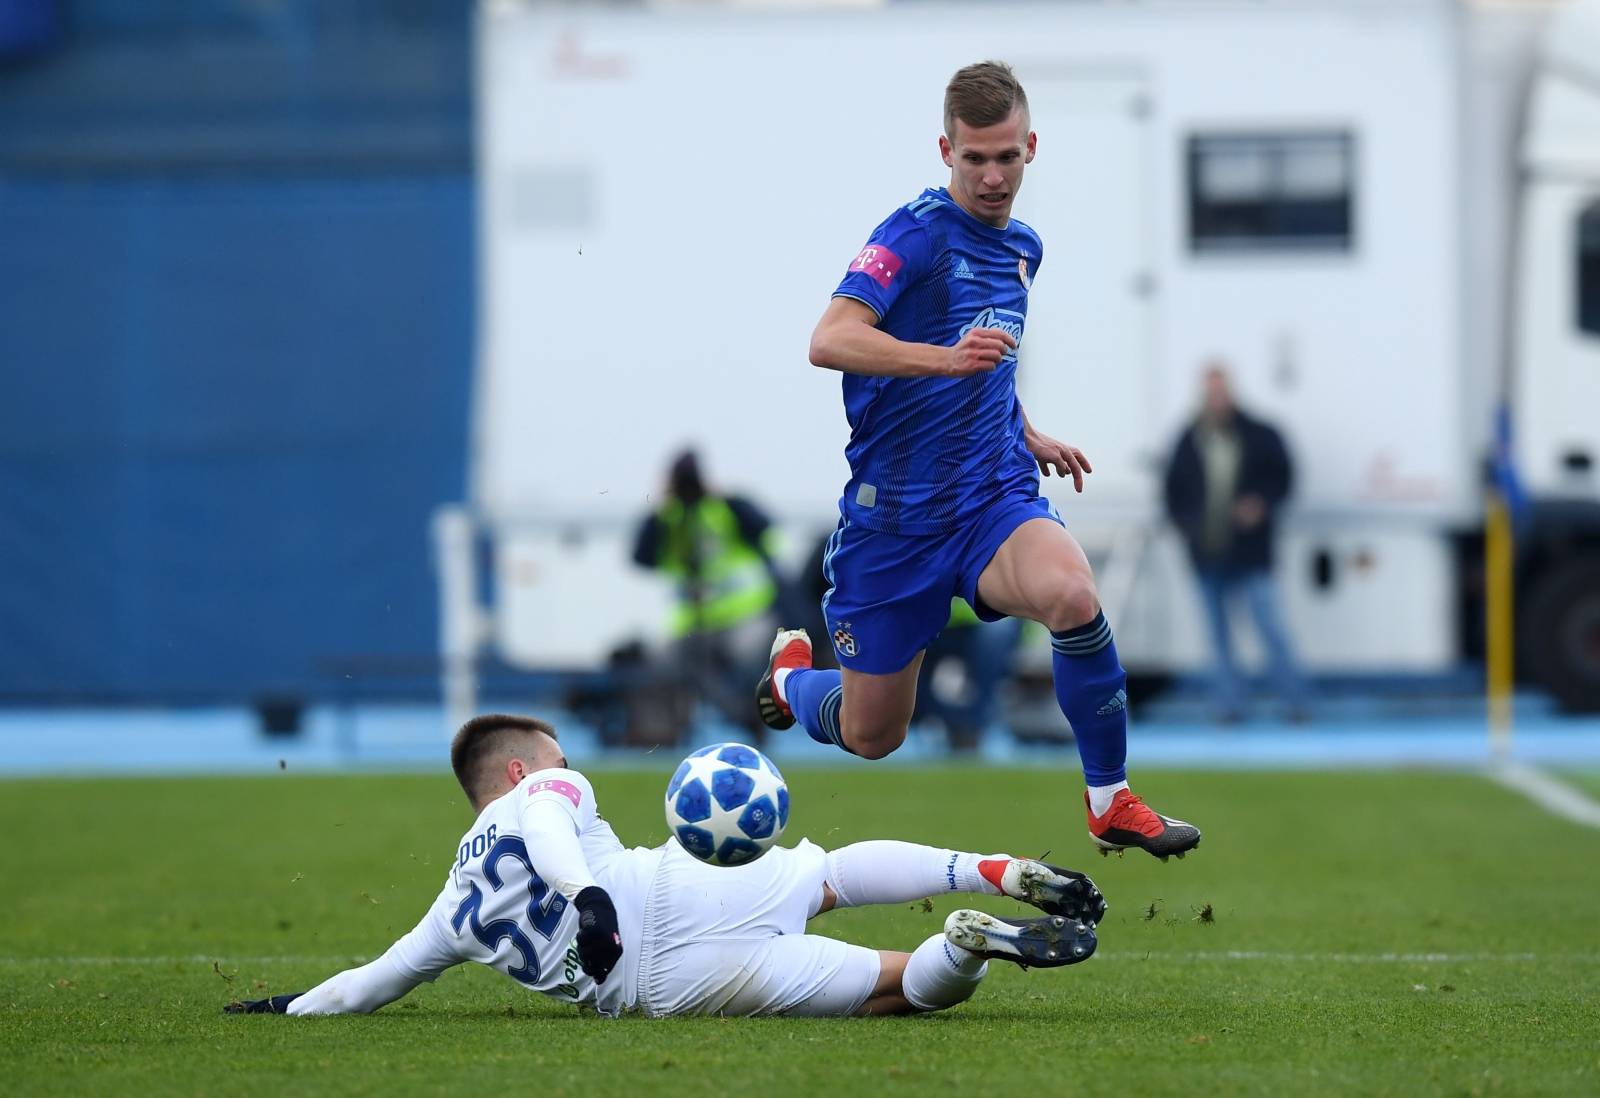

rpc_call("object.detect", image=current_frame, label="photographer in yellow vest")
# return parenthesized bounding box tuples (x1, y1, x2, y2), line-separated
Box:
(633, 450, 782, 739)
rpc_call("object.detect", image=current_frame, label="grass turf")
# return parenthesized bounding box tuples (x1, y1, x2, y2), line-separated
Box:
(3, 767, 1598, 1096)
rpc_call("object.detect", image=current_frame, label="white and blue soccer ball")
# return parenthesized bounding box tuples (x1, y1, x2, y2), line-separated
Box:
(664, 742, 789, 866)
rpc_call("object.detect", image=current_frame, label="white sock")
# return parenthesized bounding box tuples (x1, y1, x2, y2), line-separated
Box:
(773, 667, 792, 704)
(1087, 781, 1130, 818)
(824, 842, 1005, 908)
(901, 932, 986, 1012)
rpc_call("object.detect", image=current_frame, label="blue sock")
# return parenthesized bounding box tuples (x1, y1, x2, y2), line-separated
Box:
(1050, 611, 1128, 786)
(784, 668, 851, 753)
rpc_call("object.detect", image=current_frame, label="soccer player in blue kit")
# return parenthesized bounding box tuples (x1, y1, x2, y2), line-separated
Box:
(756, 61, 1201, 860)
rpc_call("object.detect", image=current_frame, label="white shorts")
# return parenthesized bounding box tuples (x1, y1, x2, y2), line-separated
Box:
(634, 838, 881, 1018)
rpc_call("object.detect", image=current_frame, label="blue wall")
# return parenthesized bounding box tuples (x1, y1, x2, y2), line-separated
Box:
(0, 3, 472, 702)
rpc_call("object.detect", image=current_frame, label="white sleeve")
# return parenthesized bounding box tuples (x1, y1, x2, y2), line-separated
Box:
(285, 950, 422, 1016)
(516, 768, 600, 900)
(287, 887, 461, 1016)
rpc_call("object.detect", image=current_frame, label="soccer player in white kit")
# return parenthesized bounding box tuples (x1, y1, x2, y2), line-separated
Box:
(227, 715, 1107, 1019)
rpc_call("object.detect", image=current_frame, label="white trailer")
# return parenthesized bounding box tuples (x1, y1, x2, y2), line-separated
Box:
(440, 0, 1600, 725)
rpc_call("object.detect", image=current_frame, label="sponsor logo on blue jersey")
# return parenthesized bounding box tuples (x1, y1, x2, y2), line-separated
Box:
(958, 306, 1024, 362)
(952, 256, 976, 281)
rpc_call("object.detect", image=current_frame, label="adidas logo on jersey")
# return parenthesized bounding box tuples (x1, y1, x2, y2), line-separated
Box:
(951, 256, 976, 281)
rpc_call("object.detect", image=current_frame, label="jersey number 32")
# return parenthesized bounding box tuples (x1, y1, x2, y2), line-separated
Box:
(450, 836, 568, 985)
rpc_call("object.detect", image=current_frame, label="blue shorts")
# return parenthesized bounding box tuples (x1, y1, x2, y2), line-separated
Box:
(820, 491, 1062, 674)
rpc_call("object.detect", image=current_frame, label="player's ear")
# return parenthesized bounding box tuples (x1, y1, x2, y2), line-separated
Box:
(939, 134, 954, 168)
(506, 757, 527, 786)
(1025, 131, 1037, 163)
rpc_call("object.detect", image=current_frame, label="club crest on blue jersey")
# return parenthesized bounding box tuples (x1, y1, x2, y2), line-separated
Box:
(832, 624, 858, 658)
(1018, 257, 1032, 290)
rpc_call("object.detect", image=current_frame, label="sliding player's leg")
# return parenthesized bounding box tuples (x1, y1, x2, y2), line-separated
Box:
(639, 838, 905, 1016)
(851, 907, 1101, 1017)
(816, 840, 1106, 924)
(666, 934, 977, 1017)
(974, 511, 1201, 860)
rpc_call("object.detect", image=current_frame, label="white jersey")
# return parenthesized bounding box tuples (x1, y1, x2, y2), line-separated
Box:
(382, 768, 663, 1016)
(287, 767, 885, 1020)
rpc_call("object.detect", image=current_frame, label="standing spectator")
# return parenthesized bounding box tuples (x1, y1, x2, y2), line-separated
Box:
(1163, 362, 1308, 722)
(914, 600, 1023, 754)
(633, 449, 782, 741)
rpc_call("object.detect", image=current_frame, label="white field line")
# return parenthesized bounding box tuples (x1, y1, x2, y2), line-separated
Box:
(1489, 761, 1600, 828)
(1098, 950, 1599, 964)
(6, 951, 1599, 968)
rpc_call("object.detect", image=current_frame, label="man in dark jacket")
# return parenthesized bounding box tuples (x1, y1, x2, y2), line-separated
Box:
(1163, 363, 1308, 721)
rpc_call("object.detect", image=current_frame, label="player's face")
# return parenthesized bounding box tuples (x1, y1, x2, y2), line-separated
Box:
(940, 108, 1036, 227)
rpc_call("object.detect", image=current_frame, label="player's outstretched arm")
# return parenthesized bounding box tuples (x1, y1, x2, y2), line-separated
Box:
(810, 297, 1010, 379)
(223, 944, 433, 1016)
(226, 888, 464, 1016)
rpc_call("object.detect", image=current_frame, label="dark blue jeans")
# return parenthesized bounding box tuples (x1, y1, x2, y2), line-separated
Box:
(1196, 567, 1308, 714)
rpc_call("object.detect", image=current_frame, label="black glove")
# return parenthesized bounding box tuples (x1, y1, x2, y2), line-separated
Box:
(224, 993, 302, 1014)
(573, 885, 623, 984)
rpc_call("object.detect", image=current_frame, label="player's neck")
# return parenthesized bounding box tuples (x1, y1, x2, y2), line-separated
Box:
(941, 186, 1011, 232)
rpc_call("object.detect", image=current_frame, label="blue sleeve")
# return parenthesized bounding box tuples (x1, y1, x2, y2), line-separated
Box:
(832, 207, 934, 322)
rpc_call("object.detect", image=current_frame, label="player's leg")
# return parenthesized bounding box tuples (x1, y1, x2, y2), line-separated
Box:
(768, 644, 924, 760)
(816, 839, 1107, 924)
(857, 950, 916, 1015)
(864, 909, 1099, 1016)
(976, 515, 1201, 860)
(684, 936, 979, 1017)
(758, 522, 951, 759)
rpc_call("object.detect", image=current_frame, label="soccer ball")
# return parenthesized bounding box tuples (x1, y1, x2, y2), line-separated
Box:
(664, 742, 789, 866)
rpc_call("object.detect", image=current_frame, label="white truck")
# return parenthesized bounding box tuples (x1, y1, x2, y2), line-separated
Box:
(438, 0, 1600, 725)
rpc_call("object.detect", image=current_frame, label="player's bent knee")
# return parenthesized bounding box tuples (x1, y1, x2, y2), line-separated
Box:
(843, 727, 906, 760)
(1044, 577, 1101, 633)
(839, 709, 910, 759)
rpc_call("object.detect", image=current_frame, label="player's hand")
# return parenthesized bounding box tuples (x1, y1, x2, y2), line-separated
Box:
(223, 993, 302, 1014)
(1026, 430, 1092, 492)
(573, 886, 623, 984)
(1233, 493, 1266, 529)
(944, 327, 1014, 376)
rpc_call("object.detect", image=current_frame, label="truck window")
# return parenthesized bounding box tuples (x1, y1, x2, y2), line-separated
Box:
(1187, 132, 1354, 254)
(1580, 200, 1600, 338)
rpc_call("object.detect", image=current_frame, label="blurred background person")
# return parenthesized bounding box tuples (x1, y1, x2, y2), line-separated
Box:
(1163, 361, 1309, 723)
(632, 449, 784, 742)
(913, 601, 1023, 754)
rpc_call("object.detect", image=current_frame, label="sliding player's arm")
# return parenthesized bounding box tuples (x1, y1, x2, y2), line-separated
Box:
(1019, 403, 1092, 493)
(226, 892, 463, 1016)
(809, 298, 1012, 379)
(517, 769, 623, 984)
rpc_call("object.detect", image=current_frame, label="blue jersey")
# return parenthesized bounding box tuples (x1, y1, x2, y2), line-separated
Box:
(831, 187, 1043, 535)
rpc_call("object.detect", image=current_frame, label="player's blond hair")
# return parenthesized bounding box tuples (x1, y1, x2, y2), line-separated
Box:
(450, 713, 559, 803)
(944, 61, 1029, 139)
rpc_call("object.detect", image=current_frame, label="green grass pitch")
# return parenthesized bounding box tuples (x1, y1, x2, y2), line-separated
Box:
(3, 766, 1598, 1096)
